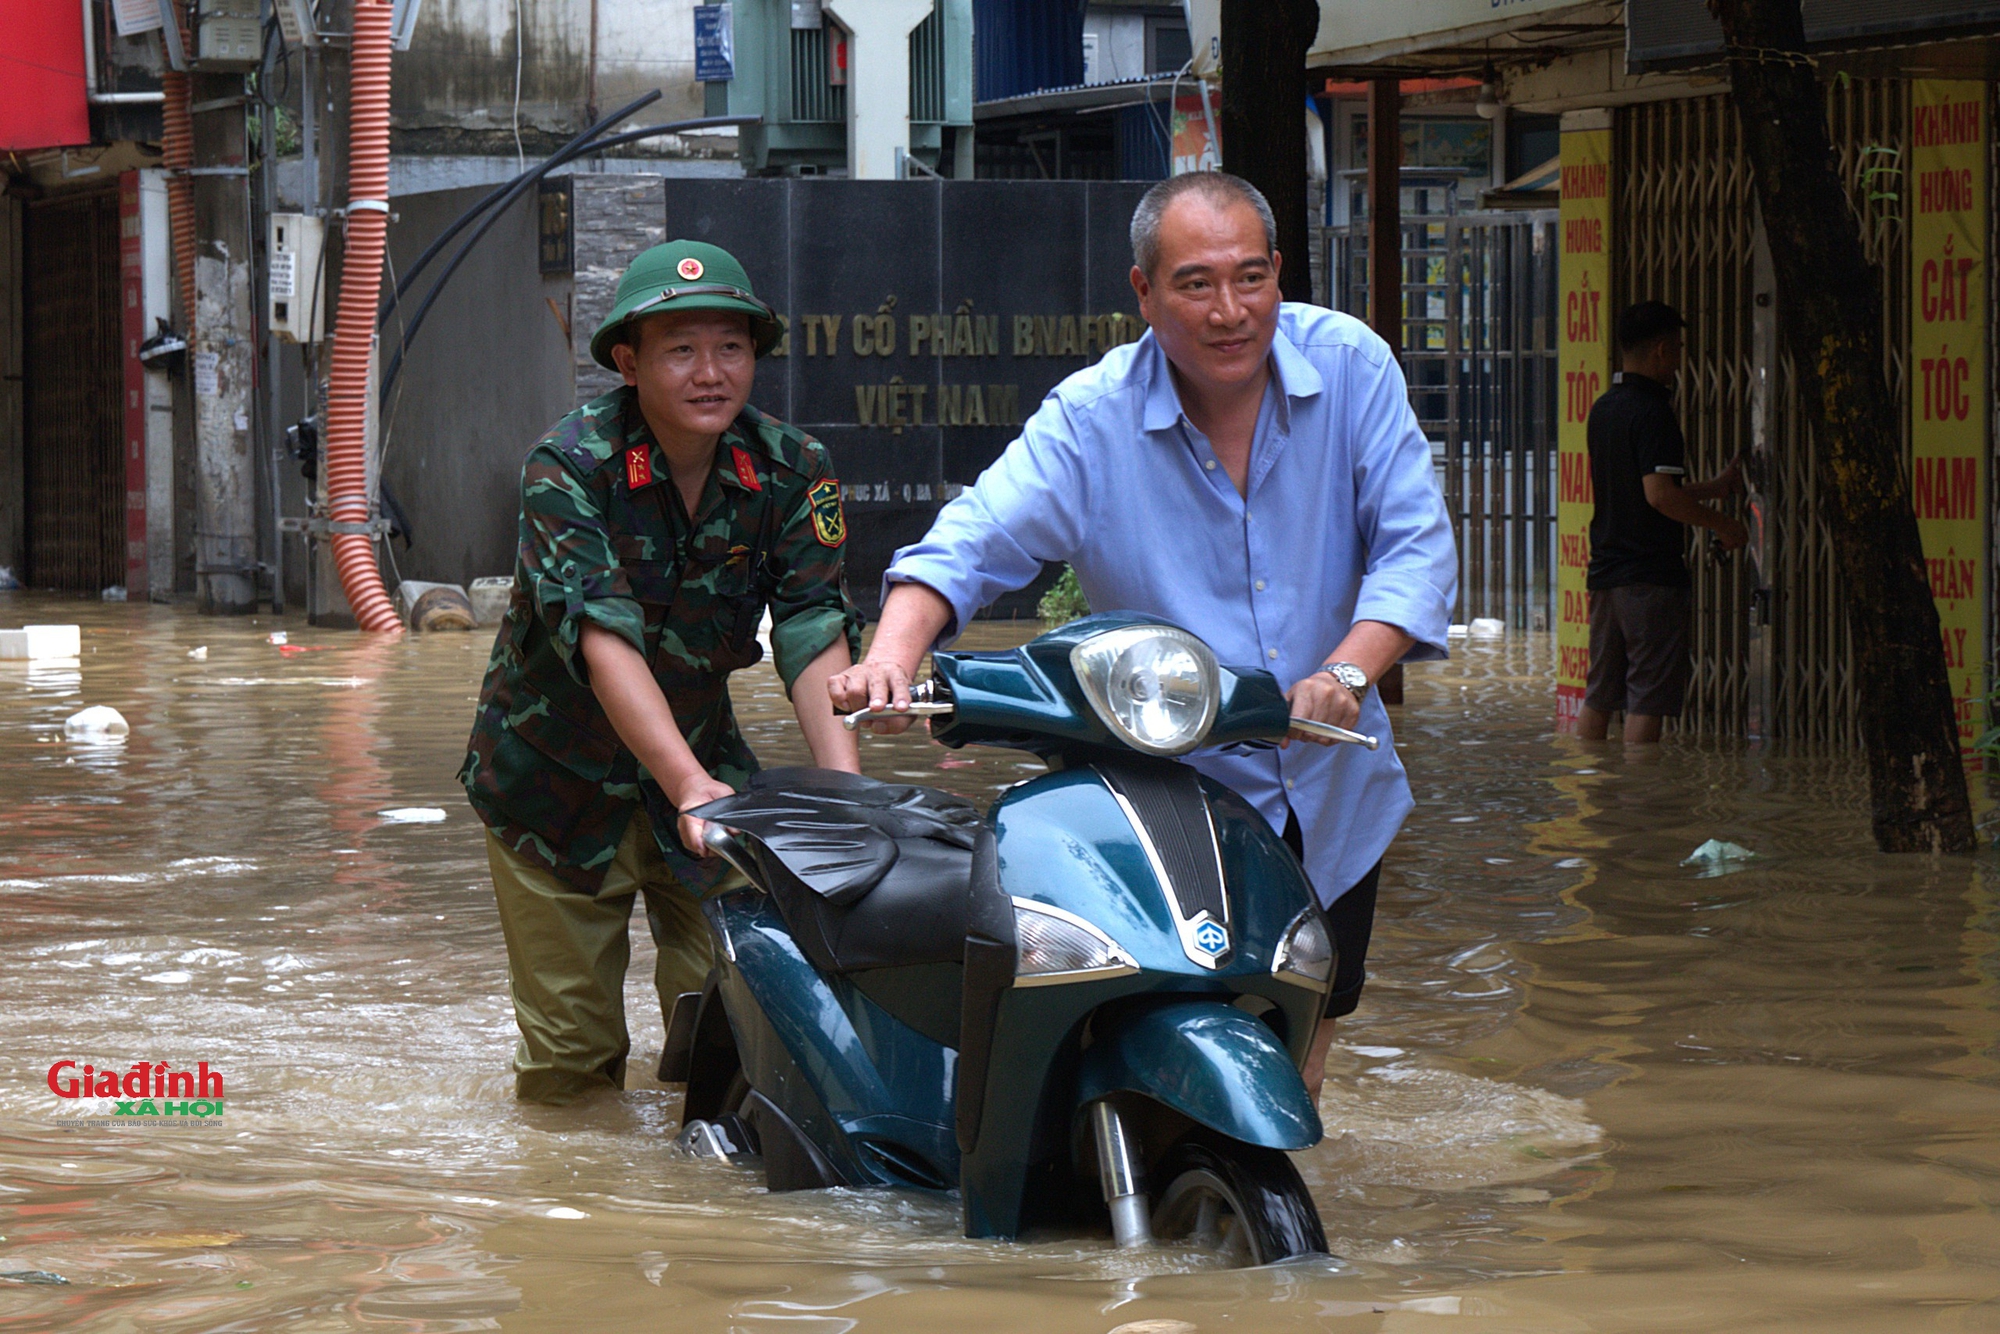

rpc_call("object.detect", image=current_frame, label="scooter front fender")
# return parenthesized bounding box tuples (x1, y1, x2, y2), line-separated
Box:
(1076, 1001, 1321, 1151)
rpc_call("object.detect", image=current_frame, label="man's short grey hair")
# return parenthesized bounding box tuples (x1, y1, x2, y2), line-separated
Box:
(1130, 172, 1277, 278)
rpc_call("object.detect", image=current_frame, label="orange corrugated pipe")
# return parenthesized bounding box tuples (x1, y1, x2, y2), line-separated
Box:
(161, 4, 194, 328)
(320, 0, 403, 633)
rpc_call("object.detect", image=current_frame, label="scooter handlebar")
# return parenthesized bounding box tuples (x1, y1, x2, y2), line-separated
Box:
(841, 702, 955, 731)
(1288, 716, 1379, 750)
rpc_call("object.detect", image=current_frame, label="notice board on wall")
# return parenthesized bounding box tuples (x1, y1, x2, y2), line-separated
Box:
(1908, 80, 1989, 756)
(1554, 125, 1611, 730)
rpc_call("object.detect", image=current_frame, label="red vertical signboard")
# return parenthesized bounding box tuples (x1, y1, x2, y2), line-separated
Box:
(120, 170, 147, 590)
(0, 0, 91, 150)
(1554, 125, 1611, 728)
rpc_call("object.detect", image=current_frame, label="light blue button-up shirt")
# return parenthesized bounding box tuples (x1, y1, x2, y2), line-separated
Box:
(885, 303, 1456, 904)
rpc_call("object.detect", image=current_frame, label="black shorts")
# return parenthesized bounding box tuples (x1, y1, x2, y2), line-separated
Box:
(1584, 582, 1691, 717)
(1281, 810, 1380, 1020)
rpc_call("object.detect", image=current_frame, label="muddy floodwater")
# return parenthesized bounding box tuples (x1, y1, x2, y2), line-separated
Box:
(2, 598, 1997, 1332)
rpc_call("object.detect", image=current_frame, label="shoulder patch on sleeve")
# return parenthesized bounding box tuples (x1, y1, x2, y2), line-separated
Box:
(549, 393, 632, 475)
(808, 478, 846, 547)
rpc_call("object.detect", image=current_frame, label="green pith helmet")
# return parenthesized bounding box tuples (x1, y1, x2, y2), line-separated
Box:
(588, 239, 783, 369)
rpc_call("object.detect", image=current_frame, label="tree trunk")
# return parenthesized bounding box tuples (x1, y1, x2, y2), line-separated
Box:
(1219, 0, 1319, 304)
(1710, 0, 1973, 852)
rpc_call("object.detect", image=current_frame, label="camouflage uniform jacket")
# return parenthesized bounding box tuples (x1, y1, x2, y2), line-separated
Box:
(461, 386, 861, 894)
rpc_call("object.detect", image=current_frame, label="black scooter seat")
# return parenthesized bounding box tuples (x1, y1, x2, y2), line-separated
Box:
(694, 768, 983, 974)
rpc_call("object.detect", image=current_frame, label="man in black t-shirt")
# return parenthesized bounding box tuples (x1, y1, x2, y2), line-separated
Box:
(1580, 302, 1746, 744)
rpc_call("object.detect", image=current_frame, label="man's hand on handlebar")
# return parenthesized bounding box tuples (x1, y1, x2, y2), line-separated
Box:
(827, 659, 922, 734)
(672, 773, 736, 856)
(1284, 670, 1362, 748)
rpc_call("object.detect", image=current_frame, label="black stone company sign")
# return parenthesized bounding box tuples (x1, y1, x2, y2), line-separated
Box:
(668, 179, 1152, 615)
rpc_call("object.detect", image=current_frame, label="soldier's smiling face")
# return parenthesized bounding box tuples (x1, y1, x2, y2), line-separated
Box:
(613, 310, 756, 449)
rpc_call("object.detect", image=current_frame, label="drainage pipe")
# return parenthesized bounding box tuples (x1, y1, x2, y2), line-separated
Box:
(320, 0, 401, 633)
(160, 5, 196, 331)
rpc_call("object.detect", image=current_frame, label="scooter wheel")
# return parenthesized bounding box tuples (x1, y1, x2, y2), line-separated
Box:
(1150, 1133, 1327, 1267)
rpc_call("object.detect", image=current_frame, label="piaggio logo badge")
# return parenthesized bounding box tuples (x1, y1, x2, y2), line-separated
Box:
(46, 1060, 227, 1119)
(1192, 919, 1229, 957)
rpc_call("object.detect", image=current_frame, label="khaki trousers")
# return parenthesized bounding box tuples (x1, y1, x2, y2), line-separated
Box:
(487, 814, 718, 1103)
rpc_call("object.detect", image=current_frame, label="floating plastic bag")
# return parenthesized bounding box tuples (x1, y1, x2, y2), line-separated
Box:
(64, 705, 130, 742)
(1682, 839, 1757, 878)
(378, 807, 447, 824)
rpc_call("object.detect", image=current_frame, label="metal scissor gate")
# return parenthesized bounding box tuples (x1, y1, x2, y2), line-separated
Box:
(1330, 206, 1562, 636)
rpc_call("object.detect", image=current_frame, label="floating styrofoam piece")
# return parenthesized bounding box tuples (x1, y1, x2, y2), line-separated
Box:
(101, 585, 127, 602)
(187, 646, 208, 660)
(379, 807, 447, 824)
(1446, 624, 1469, 637)
(64, 705, 130, 741)
(0, 625, 81, 659)
(267, 631, 288, 645)
(1470, 616, 1505, 637)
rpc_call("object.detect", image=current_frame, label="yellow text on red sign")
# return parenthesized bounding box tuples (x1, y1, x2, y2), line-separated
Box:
(1909, 80, 1988, 754)
(1555, 128, 1611, 728)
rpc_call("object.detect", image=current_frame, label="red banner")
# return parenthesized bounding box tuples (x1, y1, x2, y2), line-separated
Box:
(0, 0, 91, 150)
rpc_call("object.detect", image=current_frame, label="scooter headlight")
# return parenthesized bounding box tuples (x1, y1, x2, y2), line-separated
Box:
(1271, 904, 1334, 989)
(1069, 626, 1220, 757)
(1012, 898, 1139, 986)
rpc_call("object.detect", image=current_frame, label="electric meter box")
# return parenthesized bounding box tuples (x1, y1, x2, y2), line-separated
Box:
(195, 0, 263, 68)
(268, 213, 325, 344)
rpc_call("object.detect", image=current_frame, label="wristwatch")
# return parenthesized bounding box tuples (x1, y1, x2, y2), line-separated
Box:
(1319, 661, 1370, 700)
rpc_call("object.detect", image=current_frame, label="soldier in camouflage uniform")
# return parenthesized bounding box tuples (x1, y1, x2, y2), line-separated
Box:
(462, 240, 863, 1103)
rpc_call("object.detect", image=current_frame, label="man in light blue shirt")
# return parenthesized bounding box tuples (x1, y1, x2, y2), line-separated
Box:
(830, 172, 1455, 1089)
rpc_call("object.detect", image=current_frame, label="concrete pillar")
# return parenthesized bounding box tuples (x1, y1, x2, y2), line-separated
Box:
(821, 0, 934, 180)
(190, 73, 260, 614)
(138, 169, 177, 603)
(311, 18, 355, 625)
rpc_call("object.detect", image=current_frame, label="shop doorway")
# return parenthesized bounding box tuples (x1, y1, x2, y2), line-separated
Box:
(23, 187, 124, 593)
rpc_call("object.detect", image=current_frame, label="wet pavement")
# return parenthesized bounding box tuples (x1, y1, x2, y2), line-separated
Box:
(1, 597, 1996, 1332)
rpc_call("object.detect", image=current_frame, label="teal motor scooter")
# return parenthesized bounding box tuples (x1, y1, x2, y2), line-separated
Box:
(667, 612, 1377, 1266)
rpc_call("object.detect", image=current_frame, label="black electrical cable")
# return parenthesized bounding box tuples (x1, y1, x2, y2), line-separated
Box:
(377, 89, 664, 328)
(379, 113, 763, 409)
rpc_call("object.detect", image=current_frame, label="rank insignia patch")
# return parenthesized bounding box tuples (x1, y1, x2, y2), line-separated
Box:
(809, 478, 845, 548)
(625, 446, 655, 490)
(731, 446, 762, 492)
